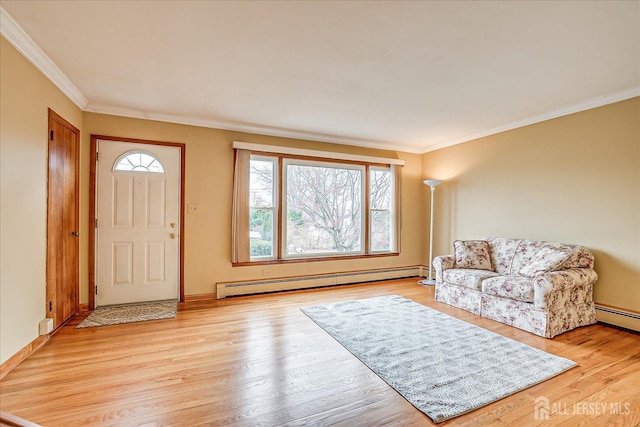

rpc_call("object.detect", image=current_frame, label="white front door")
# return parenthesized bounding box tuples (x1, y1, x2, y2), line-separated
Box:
(96, 140, 181, 306)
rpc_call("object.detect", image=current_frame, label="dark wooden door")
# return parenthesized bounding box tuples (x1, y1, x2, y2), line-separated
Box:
(46, 109, 80, 329)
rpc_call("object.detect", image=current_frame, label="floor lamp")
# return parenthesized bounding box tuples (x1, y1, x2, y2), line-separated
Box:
(419, 179, 442, 285)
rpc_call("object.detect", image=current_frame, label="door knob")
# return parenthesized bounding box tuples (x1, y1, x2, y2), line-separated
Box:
(170, 222, 176, 228)
(71, 231, 79, 237)
(170, 233, 176, 239)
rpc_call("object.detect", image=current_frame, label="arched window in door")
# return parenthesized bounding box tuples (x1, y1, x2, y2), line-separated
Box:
(113, 150, 165, 173)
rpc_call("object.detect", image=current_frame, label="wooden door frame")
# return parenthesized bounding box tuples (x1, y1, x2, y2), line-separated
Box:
(89, 135, 186, 310)
(47, 109, 80, 326)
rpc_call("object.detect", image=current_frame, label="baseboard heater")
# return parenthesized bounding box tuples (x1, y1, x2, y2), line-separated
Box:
(595, 304, 640, 320)
(216, 266, 423, 299)
(595, 304, 640, 333)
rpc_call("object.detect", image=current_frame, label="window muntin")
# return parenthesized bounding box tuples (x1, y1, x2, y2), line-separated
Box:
(113, 151, 164, 173)
(283, 159, 365, 258)
(249, 156, 277, 260)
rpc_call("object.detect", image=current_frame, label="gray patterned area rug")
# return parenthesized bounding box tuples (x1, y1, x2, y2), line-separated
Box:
(76, 300, 178, 328)
(301, 295, 576, 423)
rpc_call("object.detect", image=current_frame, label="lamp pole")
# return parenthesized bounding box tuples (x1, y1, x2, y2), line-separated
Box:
(421, 179, 441, 285)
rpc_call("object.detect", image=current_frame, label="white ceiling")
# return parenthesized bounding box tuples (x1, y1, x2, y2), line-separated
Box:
(2, 1, 639, 153)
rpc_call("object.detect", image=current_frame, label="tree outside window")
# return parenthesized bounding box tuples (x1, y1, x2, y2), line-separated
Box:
(285, 162, 363, 256)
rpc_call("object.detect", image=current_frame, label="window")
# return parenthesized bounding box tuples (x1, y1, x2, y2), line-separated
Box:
(232, 144, 402, 264)
(284, 159, 364, 257)
(369, 167, 393, 252)
(114, 151, 164, 173)
(249, 156, 277, 259)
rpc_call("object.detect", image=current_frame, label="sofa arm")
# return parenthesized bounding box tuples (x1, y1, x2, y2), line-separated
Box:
(532, 268, 598, 310)
(433, 255, 455, 285)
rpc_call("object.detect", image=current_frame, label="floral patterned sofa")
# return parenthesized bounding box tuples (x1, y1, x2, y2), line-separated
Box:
(433, 238, 598, 338)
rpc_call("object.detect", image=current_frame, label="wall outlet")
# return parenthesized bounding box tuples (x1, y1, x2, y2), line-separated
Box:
(188, 203, 199, 214)
(262, 269, 273, 276)
(39, 318, 53, 335)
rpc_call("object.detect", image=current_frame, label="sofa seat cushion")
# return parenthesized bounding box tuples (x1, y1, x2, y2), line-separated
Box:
(481, 276, 535, 303)
(443, 269, 499, 290)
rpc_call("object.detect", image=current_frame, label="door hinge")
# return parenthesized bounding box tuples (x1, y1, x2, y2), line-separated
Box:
(96, 151, 99, 161)
(50, 130, 54, 141)
(95, 218, 98, 228)
(95, 286, 98, 295)
(49, 301, 53, 312)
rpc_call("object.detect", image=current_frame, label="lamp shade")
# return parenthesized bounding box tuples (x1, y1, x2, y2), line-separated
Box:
(423, 179, 442, 188)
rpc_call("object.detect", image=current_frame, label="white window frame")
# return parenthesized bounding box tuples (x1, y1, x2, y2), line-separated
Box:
(113, 150, 165, 173)
(369, 165, 395, 254)
(249, 155, 278, 261)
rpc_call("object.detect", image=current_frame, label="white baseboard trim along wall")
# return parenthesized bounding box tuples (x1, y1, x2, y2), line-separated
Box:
(216, 266, 424, 299)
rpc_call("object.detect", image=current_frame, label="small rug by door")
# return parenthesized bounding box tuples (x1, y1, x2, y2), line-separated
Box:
(301, 295, 576, 423)
(76, 300, 178, 328)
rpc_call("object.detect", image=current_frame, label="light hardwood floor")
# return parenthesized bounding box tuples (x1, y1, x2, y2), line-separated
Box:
(1, 279, 639, 426)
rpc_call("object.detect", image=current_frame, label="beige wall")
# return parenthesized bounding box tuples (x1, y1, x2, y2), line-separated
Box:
(422, 97, 640, 329)
(3, 26, 636, 366)
(0, 37, 83, 364)
(81, 113, 424, 303)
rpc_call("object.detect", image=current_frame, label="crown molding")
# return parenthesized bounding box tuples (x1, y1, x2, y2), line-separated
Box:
(89, 86, 637, 156)
(0, 6, 88, 109)
(421, 86, 640, 153)
(84, 102, 423, 154)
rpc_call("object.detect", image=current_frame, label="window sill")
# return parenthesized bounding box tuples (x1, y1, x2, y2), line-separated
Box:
(233, 252, 400, 267)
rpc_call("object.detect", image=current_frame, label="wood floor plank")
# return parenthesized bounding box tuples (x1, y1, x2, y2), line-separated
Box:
(1, 278, 638, 426)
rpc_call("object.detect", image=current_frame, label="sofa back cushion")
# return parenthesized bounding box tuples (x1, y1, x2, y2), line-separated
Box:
(454, 240, 494, 271)
(512, 240, 594, 276)
(485, 238, 594, 276)
(486, 238, 522, 275)
(518, 246, 572, 277)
